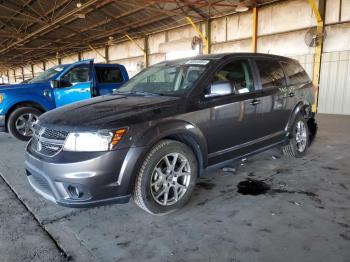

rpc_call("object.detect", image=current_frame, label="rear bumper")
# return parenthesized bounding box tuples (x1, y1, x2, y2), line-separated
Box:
(25, 145, 148, 208)
(0, 115, 5, 132)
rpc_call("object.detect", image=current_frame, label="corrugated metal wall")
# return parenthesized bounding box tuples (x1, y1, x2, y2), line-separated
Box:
(318, 51, 350, 115)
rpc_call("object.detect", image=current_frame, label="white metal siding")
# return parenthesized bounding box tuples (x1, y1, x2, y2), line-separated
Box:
(318, 51, 350, 115)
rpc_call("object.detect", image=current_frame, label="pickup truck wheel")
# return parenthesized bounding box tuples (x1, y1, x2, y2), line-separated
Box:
(7, 107, 41, 141)
(133, 140, 197, 215)
(282, 114, 310, 158)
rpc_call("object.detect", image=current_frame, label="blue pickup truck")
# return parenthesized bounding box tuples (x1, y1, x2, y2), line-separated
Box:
(0, 60, 129, 141)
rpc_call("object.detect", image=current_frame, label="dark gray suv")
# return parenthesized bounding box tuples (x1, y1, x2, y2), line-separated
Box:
(25, 53, 317, 214)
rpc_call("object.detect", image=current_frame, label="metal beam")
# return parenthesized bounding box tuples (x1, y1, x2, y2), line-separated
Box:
(186, 16, 209, 54)
(308, 0, 325, 113)
(125, 34, 148, 68)
(0, 0, 100, 55)
(0, 15, 46, 23)
(88, 43, 107, 63)
(252, 7, 258, 53)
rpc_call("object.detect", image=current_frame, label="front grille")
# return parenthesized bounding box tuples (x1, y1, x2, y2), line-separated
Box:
(31, 124, 68, 157)
(33, 125, 68, 141)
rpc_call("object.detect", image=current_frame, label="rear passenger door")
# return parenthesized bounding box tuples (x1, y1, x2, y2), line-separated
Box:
(252, 59, 291, 138)
(281, 61, 312, 111)
(95, 66, 125, 95)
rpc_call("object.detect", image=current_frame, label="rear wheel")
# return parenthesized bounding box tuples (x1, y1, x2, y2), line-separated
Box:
(282, 114, 309, 158)
(7, 107, 41, 141)
(133, 140, 197, 215)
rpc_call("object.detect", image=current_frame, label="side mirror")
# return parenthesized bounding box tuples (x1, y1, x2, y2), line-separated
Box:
(50, 80, 60, 88)
(204, 81, 232, 98)
(50, 79, 72, 88)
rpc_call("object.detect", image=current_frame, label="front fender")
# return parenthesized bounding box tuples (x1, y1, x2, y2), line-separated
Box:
(132, 119, 208, 167)
(4, 94, 54, 114)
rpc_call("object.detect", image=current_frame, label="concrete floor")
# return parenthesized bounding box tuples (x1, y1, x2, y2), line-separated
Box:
(0, 114, 349, 262)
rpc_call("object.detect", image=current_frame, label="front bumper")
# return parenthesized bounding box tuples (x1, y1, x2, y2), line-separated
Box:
(0, 115, 5, 132)
(25, 145, 147, 208)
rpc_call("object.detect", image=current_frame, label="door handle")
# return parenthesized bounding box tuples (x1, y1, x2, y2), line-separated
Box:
(250, 99, 261, 106)
(288, 92, 295, 97)
(78, 89, 90, 93)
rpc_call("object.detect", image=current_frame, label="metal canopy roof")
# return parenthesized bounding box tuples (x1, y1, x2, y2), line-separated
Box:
(0, 0, 280, 70)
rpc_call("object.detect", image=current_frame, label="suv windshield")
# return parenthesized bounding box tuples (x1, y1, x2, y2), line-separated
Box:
(117, 59, 209, 96)
(28, 65, 67, 84)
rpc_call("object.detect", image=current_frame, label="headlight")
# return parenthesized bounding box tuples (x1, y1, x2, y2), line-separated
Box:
(0, 93, 4, 104)
(63, 128, 127, 152)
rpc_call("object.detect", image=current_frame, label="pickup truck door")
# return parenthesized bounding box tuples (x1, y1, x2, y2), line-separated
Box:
(54, 60, 94, 107)
(95, 66, 128, 95)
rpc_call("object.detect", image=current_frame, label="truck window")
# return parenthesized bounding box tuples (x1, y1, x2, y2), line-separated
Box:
(96, 67, 123, 83)
(61, 66, 89, 84)
(256, 60, 286, 89)
(281, 61, 310, 85)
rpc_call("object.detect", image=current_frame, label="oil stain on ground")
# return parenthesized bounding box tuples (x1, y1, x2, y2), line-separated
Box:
(237, 179, 270, 195)
(236, 178, 320, 204)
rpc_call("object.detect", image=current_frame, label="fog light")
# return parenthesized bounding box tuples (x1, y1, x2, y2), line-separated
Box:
(67, 185, 83, 199)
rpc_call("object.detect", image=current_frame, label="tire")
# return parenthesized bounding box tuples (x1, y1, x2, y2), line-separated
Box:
(282, 114, 310, 158)
(133, 139, 198, 215)
(7, 107, 42, 141)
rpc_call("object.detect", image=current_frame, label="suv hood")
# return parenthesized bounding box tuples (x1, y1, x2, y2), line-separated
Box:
(39, 94, 185, 131)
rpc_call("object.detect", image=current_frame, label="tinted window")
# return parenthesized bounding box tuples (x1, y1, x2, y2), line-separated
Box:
(117, 59, 208, 97)
(96, 67, 123, 83)
(211, 60, 254, 95)
(28, 65, 67, 84)
(61, 66, 89, 83)
(256, 60, 286, 88)
(281, 61, 310, 85)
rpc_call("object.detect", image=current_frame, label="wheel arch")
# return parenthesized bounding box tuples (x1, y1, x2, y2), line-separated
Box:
(133, 120, 208, 173)
(5, 101, 46, 128)
(285, 101, 313, 133)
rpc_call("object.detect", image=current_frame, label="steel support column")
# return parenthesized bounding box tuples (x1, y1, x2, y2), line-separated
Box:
(252, 7, 258, 53)
(186, 17, 209, 54)
(31, 64, 34, 78)
(105, 45, 109, 64)
(308, 0, 326, 113)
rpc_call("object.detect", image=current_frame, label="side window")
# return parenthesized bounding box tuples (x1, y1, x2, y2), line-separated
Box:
(209, 60, 254, 96)
(61, 66, 89, 84)
(96, 67, 123, 83)
(281, 61, 310, 85)
(256, 60, 286, 88)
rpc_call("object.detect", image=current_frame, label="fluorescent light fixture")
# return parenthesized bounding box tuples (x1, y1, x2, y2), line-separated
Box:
(235, 3, 249, 12)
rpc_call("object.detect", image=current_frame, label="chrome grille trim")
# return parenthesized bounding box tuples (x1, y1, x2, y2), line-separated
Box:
(30, 124, 68, 157)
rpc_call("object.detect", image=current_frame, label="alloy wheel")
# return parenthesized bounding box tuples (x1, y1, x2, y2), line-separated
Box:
(150, 153, 191, 206)
(15, 113, 38, 137)
(295, 120, 307, 152)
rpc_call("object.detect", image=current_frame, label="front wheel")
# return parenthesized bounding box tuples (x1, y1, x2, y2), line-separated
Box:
(133, 140, 197, 215)
(7, 107, 42, 141)
(282, 114, 310, 158)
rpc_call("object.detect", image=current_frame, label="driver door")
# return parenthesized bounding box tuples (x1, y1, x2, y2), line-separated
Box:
(203, 59, 260, 164)
(54, 60, 93, 107)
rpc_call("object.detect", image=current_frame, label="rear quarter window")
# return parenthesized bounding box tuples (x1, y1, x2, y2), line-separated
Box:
(96, 67, 124, 83)
(256, 60, 286, 89)
(281, 61, 310, 85)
